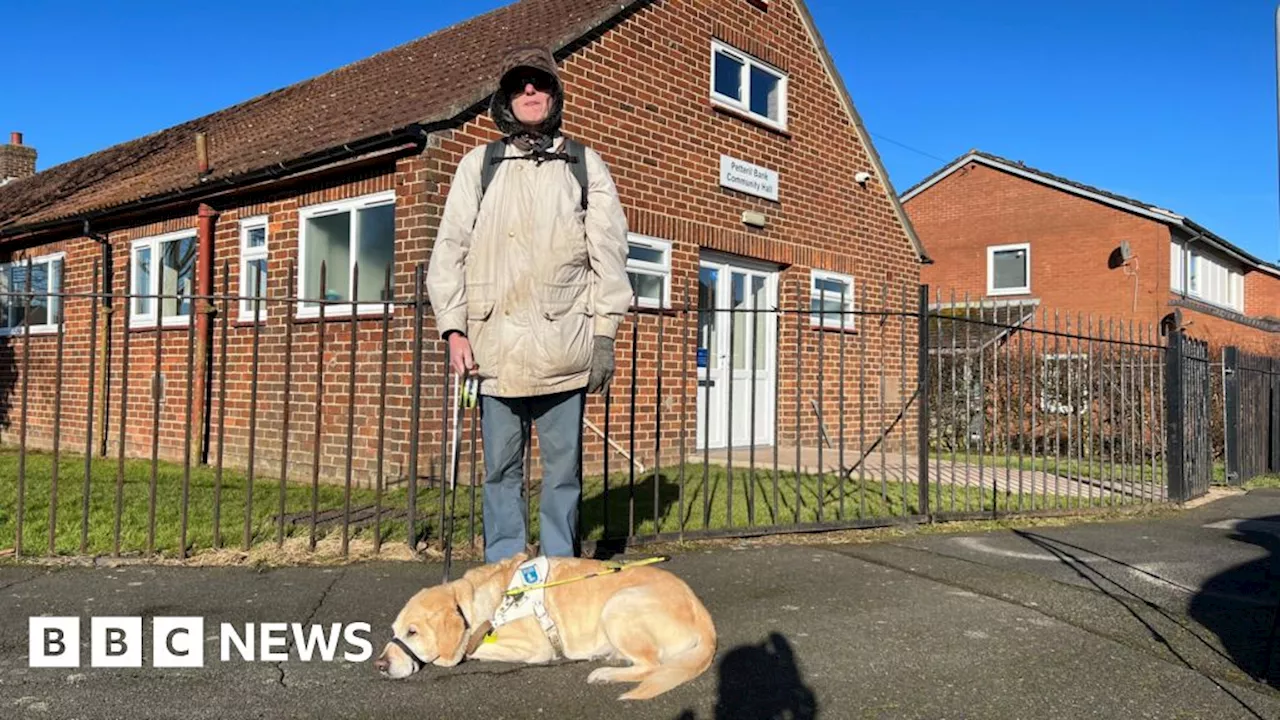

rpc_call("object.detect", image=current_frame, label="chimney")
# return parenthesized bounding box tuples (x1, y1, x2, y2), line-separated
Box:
(0, 132, 38, 184)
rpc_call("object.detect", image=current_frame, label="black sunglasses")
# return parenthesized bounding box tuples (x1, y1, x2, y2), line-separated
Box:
(505, 70, 554, 94)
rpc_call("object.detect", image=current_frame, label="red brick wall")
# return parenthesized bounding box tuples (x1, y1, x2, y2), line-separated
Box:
(1, 0, 922, 497)
(414, 0, 922, 478)
(0, 165, 446, 492)
(907, 161, 1280, 352)
(910, 162, 1169, 326)
(1245, 269, 1280, 326)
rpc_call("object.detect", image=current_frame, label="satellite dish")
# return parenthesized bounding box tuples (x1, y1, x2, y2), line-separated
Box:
(1118, 240, 1133, 262)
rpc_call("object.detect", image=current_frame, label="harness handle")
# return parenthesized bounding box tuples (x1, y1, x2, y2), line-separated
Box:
(503, 556, 671, 597)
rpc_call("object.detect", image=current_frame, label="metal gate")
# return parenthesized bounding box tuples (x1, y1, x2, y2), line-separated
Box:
(1165, 328, 1212, 502)
(1223, 347, 1280, 485)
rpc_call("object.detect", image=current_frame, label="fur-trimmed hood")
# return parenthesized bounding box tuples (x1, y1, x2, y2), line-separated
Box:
(489, 45, 565, 139)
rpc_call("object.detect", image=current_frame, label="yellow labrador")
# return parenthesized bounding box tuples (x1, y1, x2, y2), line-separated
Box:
(374, 553, 716, 700)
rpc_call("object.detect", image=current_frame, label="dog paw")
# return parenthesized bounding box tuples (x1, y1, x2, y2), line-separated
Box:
(587, 667, 617, 685)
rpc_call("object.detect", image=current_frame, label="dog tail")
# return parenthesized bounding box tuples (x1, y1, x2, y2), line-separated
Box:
(619, 597, 717, 701)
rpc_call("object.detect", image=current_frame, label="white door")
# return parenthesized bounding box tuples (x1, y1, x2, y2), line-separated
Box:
(696, 257, 778, 450)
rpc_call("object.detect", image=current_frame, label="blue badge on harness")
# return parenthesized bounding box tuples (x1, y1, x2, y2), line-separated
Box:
(521, 565, 539, 584)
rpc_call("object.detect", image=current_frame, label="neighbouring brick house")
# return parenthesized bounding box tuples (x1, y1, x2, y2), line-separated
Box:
(903, 150, 1280, 355)
(0, 0, 926, 492)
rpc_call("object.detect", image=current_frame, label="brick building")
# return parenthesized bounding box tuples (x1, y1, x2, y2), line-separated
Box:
(903, 150, 1280, 354)
(0, 0, 926, 492)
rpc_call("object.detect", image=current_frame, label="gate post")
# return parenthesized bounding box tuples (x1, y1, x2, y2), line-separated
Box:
(917, 284, 931, 519)
(1223, 346, 1241, 486)
(1164, 327, 1186, 503)
(1271, 357, 1280, 473)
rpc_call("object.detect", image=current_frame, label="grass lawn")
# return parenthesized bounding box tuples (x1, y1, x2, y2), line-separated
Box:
(1, 447, 1090, 559)
(930, 450, 1167, 487)
(1243, 474, 1280, 490)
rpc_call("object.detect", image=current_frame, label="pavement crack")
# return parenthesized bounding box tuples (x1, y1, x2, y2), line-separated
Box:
(274, 568, 347, 688)
(0, 572, 53, 593)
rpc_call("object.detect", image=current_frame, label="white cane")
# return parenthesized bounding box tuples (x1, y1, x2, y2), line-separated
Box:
(443, 373, 478, 583)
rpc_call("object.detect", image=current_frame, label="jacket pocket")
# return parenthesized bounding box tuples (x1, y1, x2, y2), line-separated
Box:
(538, 281, 589, 321)
(535, 281, 593, 377)
(465, 287, 498, 378)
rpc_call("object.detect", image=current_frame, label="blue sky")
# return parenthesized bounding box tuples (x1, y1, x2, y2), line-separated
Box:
(3, 1, 1278, 264)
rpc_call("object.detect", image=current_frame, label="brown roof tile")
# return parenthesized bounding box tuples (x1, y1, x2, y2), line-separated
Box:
(0, 0, 645, 237)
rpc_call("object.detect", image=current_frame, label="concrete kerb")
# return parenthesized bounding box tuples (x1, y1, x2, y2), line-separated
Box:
(1, 486, 1246, 570)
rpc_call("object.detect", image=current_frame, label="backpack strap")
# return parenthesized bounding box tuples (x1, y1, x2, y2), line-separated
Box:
(479, 139, 506, 202)
(561, 136, 590, 212)
(476, 136, 589, 212)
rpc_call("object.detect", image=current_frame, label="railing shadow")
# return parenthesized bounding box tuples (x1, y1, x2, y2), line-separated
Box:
(580, 469, 682, 558)
(674, 632, 818, 720)
(1186, 513, 1280, 688)
(1015, 530, 1274, 719)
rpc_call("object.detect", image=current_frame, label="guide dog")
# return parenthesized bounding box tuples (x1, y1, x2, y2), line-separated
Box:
(374, 553, 716, 700)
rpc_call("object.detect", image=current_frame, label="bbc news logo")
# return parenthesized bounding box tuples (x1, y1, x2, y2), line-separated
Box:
(29, 617, 373, 668)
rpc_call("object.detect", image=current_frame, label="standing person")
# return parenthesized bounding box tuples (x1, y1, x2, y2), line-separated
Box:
(426, 45, 632, 563)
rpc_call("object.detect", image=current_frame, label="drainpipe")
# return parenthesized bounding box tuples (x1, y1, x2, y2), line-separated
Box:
(193, 133, 217, 464)
(83, 220, 112, 457)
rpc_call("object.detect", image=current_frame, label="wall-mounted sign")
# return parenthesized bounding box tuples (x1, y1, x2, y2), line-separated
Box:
(720, 155, 779, 202)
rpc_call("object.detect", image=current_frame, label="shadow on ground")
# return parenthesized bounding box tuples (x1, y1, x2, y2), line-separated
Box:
(674, 632, 818, 720)
(1015, 528, 1278, 720)
(580, 470, 681, 558)
(1186, 513, 1280, 688)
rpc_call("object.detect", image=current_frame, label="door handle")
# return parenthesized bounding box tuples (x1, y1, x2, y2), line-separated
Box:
(698, 379, 716, 388)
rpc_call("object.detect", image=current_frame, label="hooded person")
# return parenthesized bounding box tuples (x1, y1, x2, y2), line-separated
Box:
(426, 45, 632, 563)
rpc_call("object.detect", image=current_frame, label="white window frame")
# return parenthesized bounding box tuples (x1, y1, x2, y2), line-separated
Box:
(296, 191, 397, 319)
(1041, 352, 1089, 415)
(239, 216, 269, 323)
(625, 234, 672, 309)
(1171, 242, 1245, 313)
(710, 39, 788, 131)
(809, 269, 856, 331)
(130, 229, 197, 329)
(987, 242, 1031, 296)
(0, 251, 66, 337)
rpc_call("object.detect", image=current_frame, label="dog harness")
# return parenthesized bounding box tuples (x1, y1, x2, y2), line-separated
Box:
(480, 556, 672, 660)
(491, 557, 566, 658)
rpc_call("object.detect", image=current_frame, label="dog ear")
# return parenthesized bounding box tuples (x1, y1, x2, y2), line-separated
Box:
(452, 579, 476, 629)
(434, 601, 468, 667)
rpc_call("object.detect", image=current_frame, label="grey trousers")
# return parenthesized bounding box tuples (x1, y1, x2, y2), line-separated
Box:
(480, 389, 585, 563)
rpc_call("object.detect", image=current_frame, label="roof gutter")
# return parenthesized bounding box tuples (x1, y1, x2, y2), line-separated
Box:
(0, 123, 431, 242)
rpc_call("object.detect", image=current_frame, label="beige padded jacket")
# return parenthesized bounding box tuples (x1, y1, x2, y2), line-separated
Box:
(426, 137, 631, 398)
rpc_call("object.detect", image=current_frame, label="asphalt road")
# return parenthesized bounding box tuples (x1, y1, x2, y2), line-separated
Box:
(3, 491, 1280, 719)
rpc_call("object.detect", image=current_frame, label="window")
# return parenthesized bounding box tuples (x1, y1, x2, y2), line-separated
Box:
(625, 234, 672, 308)
(131, 231, 196, 327)
(1170, 242, 1244, 313)
(239, 217, 269, 322)
(710, 40, 787, 130)
(297, 191, 396, 316)
(809, 270, 855, 330)
(0, 253, 64, 335)
(1041, 354, 1088, 415)
(987, 243, 1030, 296)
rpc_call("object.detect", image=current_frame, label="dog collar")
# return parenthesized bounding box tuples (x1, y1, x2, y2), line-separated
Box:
(390, 636, 431, 673)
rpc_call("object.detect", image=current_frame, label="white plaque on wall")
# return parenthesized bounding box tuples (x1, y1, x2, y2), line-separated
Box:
(719, 155, 779, 202)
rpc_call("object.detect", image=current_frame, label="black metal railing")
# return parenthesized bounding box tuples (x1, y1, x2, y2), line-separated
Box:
(1223, 346, 1280, 486)
(0, 257, 1213, 561)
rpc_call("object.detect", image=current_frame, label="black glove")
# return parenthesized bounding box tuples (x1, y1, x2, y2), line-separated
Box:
(587, 336, 615, 394)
